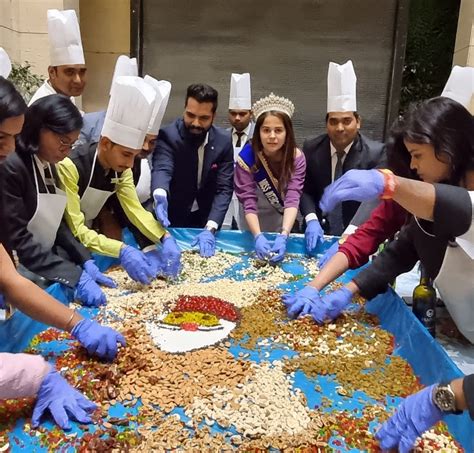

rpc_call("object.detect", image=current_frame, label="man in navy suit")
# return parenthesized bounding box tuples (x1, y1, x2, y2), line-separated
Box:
(151, 84, 234, 257)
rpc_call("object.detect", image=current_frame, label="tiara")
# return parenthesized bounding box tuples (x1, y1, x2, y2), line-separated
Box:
(252, 92, 295, 120)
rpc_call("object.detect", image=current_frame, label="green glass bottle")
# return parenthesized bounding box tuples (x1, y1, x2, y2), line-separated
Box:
(412, 268, 436, 337)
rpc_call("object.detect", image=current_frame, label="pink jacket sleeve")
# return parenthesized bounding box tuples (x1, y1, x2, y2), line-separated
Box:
(0, 353, 51, 399)
(284, 153, 306, 209)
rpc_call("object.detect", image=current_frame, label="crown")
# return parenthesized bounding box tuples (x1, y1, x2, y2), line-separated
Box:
(252, 92, 295, 120)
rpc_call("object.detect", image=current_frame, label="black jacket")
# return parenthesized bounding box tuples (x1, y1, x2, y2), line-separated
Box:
(353, 184, 472, 299)
(1, 151, 91, 287)
(151, 119, 234, 227)
(300, 133, 386, 233)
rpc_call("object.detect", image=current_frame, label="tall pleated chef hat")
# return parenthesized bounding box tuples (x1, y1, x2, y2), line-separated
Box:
(0, 48, 12, 78)
(101, 76, 157, 149)
(143, 75, 172, 135)
(327, 60, 357, 113)
(47, 9, 85, 66)
(109, 55, 138, 95)
(229, 73, 251, 110)
(441, 65, 474, 112)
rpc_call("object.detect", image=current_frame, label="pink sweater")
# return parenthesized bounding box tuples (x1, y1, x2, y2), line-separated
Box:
(235, 153, 306, 214)
(0, 353, 50, 399)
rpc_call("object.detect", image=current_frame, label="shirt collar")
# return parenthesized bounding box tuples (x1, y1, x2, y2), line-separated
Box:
(233, 123, 251, 137)
(330, 140, 353, 157)
(200, 132, 209, 149)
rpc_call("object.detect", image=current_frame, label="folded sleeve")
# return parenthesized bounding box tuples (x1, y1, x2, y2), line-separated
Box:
(0, 353, 50, 400)
(57, 157, 123, 258)
(116, 169, 166, 243)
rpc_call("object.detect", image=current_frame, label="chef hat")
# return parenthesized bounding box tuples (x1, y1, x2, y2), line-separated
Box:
(327, 60, 357, 113)
(101, 76, 156, 149)
(47, 9, 85, 66)
(109, 55, 138, 95)
(143, 75, 172, 135)
(229, 73, 252, 110)
(441, 66, 474, 110)
(0, 48, 12, 78)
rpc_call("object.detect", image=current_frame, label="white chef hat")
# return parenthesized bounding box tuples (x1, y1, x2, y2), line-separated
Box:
(47, 9, 85, 66)
(101, 76, 157, 150)
(0, 48, 12, 78)
(441, 66, 474, 110)
(229, 73, 251, 110)
(327, 60, 357, 113)
(109, 55, 138, 95)
(143, 75, 172, 135)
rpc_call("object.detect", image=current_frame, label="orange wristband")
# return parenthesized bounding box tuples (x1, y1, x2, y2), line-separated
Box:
(378, 169, 397, 199)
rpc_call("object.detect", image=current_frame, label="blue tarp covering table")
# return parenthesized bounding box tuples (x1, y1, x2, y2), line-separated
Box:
(0, 228, 472, 451)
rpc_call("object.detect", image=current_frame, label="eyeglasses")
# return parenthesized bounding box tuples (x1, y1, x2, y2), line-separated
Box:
(58, 136, 82, 151)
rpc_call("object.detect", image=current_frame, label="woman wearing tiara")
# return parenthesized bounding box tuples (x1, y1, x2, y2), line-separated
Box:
(234, 93, 306, 263)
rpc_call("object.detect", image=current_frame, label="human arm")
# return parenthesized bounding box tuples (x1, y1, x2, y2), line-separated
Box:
(376, 375, 473, 452)
(206, 137, 234, 227)
(54, 220, 92, 266)
(150, 131, 175, 195)
(57, 157, 124, 258)
(2, 158, 83, 287)
(116, 169, 166, 243)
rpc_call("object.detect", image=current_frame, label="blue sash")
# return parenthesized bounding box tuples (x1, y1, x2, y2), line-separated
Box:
(237, 144, 284, 214)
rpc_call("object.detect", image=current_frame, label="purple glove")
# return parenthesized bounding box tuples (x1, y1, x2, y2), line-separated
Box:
(376, 385, 442, 453)
(306, 287, 353, 323)
(254, 233, 271, 260)
(153, 190, 170, 228)
(161, 236, 182, 278)
(269, 234, 288, 263)
(71, 318, 126, 361)
(74, 271, 106, 307)
(32, 368, 97, 430)
(282, 286, 321, 318)
(83, 260, 117, 288)
(320, 169, 385, 213)
(191, 230, 216, 258)
(319, 241, 339, 269)
(305, 219, 324, 253)
(119, 245, 155, 284)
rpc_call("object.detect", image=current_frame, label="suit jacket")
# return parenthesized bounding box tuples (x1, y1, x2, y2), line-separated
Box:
(151, 118, 234, 227)
(1, 151, 91, 287)
(300, 132, 386, 233)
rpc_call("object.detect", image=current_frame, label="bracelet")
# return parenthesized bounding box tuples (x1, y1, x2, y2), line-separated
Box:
(65, 309, 76, 331)
(378, 169, 398, 199)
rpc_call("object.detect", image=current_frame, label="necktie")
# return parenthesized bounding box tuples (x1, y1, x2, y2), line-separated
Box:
(235, 132, 245, 148)
(327, 150, 345, 235)
(43, 165, 56, 194)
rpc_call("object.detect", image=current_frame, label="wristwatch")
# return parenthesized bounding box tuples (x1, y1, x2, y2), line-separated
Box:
(432, 384, 462, 414)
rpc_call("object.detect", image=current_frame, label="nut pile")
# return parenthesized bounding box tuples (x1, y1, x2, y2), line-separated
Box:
(1, 249, 464, 452)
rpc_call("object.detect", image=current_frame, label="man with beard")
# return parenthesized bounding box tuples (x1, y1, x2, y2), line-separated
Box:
(29, 10, 87, 110)
(151, 84, 234, 257)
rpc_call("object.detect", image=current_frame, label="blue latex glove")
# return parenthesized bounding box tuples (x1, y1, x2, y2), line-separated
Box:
(71, 318, 126, 361)
(254, 233, 271, 260)
(320, 169, 385, 213)
(32, 368, 97, 430)
(0, 294, 6, 309)
(376, 385, 442, 453)
(119, 245, 155, 284)
(153, 191, 170, 228)
(161, 236, 182, 278)
(305, 219, 324, 253)
(74, 271, 106, 307)
(191, 230, 216, 258)
(83, 259, 117, 288)
(282, 286, 321, 319)
(305, 287, 353, 323)
(269, 234, 288, 263)
(319, 241, 339, 269)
